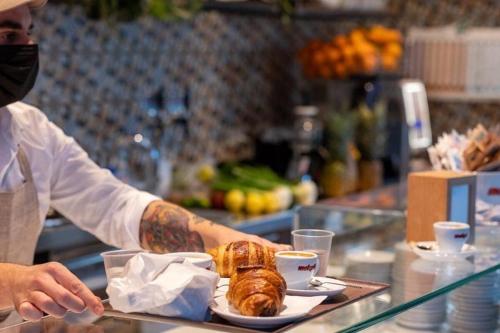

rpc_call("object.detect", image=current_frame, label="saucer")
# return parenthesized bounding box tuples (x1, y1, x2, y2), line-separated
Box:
(411, 241, 477, 261)
(286, 277, 346, 297)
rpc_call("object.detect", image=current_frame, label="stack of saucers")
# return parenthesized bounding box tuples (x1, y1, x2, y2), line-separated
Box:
(447, 271, 499, 333)
(345, 250, 395, 283)
(391, 242, 418, 305)
(396, 259, 446, 330)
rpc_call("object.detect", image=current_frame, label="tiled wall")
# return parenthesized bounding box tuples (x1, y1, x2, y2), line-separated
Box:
(26, 1, 499, 191)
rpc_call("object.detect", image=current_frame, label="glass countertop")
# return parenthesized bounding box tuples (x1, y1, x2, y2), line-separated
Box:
(2, 205, 498, 333)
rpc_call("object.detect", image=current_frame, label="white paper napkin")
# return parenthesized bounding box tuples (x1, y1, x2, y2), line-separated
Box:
(278, 295, 327, 315)
(107, 253, 219, 321)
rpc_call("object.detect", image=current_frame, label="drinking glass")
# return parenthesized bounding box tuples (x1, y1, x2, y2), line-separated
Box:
(101, 249, 143, 281)
(292, 229, 334, 277)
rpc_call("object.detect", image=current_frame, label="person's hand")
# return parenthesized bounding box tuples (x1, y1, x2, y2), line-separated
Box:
(244, 233, 292, 251)
(6, 263, 104, 322)
(217, 228, 292, 251)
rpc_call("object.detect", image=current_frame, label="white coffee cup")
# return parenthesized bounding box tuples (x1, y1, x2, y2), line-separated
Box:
(433, 221, 470, 253)
(163, 252, 213, 270)
(275, 251, 319, 290)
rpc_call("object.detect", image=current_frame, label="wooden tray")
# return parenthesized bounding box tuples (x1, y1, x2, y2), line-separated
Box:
(104, 278, 389, 333)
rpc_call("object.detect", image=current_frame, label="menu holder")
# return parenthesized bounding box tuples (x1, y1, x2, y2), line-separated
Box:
(103, 277, 389, 333)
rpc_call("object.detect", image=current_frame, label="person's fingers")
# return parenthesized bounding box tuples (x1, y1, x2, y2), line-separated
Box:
(41, 278, 86, 313)
(28, 291, 67, 318)
(46, 263, 104, 316)
(277, 244, 293, 251)
(248, 235, 292, 252)
(18, 301, 44, 322)
(250, 235, 273, 246)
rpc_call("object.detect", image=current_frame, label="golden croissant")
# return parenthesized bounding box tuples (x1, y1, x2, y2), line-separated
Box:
(207, 241, 276, 278)
(227, 266, 286, 316)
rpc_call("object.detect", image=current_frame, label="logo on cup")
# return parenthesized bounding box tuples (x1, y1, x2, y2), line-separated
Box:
(454, 233, 468, 239)
(487, 187, 500, 196)
(298, 264, 316, 272)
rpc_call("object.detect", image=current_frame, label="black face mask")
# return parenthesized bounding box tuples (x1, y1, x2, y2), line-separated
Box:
(0, 44, 39, 108)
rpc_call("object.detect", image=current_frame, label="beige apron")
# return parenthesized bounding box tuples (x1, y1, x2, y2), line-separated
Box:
(0, 147, 41, 265)
(0, 147, 41, 327)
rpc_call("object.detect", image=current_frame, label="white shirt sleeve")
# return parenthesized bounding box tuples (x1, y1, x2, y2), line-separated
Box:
(47, 120, 160, 250)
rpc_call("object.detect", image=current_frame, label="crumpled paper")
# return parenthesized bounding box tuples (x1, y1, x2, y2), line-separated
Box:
(107, 253, 219, 321)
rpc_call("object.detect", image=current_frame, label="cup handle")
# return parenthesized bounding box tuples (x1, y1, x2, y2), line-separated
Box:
(313, 257, 320, 277)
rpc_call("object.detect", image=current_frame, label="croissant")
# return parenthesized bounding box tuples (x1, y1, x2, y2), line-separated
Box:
(207, 241, 276, 278)
(227, 266, 287, 317)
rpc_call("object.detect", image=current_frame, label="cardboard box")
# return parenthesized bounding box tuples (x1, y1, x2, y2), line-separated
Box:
(407, 171, 476, 243)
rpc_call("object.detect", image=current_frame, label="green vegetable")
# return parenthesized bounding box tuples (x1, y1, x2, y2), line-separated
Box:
(213, 164, 292, 192)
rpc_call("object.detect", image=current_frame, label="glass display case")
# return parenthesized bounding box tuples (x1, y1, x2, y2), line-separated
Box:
(2, 205, 498, 333)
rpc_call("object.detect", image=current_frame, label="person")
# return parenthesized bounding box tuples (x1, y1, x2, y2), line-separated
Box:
(0, 0, 289, 323)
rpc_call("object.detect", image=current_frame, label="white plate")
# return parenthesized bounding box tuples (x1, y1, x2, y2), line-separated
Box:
(286, 277, 347, 297)
(396, 317, 442, 330)
(411, 242, 477, 261)
(210, 295, 325, 329)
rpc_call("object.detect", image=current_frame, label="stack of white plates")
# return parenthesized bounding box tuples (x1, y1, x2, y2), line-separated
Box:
(396, 296, 447, 330)
(391, 242, 418, 305)
(447, 272, 499, 333)
(396, 259, 447, 330)
(392, 242, 418, 279)
(345, 250, 395, 284)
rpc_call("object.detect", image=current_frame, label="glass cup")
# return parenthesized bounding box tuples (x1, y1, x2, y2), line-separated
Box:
(101, 249, 143, 281)
(292, 229, 334, 277)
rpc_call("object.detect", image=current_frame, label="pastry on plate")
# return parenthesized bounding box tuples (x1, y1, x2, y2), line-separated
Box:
(207, 241, 276, 278)
(227, 265, 286, 317)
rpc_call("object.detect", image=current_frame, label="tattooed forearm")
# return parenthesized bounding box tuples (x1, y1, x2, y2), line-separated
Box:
(193, 214, 214, 226)
(139, 201, 209, 253)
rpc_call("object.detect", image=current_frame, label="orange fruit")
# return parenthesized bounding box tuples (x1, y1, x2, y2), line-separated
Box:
(312, 50, 328, 67)
(381, 54, 398, 71)
(383, 42, 403, 59)
(341, 45, 355, 61)
(319, 64, 333, 79)
(353, 41, 377, 56)
(360, 54, 377, 72)
(325, 47, 341, 63)
(332, 35, 348, 49)
(334, 63, 347, 78)
(350, 29, 366, 44)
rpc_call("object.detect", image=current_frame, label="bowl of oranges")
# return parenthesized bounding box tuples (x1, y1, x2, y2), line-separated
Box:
(298, 25, 403, 79)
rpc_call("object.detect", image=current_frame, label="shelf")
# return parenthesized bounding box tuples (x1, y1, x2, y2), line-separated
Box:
(293, 5, 391, 21)
(202, 1, 391, 20)
(427, 91, 500, 103)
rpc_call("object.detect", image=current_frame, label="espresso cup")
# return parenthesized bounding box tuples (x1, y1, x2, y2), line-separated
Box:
(275, 251, 319, 290)
(163, 252, 213, 270)
(433, 221, 470, 253)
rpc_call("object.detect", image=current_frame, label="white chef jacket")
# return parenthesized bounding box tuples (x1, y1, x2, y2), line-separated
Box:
(0, 102, 160, 250)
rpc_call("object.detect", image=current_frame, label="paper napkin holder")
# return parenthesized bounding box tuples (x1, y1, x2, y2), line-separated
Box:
(407, 171, 476, 243)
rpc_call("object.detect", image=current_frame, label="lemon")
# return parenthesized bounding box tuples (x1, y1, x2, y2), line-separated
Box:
(262, 192, 280, 214)
(197, 164, 216, 183)
(224, 189, 245, 213)
(245, 192, 264, 215)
